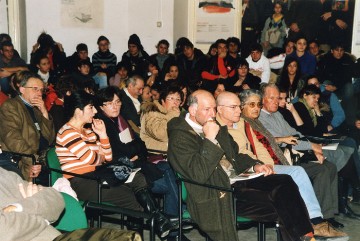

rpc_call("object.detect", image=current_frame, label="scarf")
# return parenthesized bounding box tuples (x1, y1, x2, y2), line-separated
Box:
(242, 115, 290, 165)
(299, 98, 317, 127)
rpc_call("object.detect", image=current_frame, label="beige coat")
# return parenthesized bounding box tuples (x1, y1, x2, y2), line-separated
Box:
(140, 100, 180, 152)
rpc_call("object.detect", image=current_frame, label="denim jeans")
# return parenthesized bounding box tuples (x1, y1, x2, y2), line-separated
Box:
(273, 165, 323, 219)
(151, 161, 178, 216)
(92, 74, 108, 89)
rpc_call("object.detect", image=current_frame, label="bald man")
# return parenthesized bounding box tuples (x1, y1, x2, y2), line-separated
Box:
(167, 90, 314, 241)
(216, 91, 346, 237)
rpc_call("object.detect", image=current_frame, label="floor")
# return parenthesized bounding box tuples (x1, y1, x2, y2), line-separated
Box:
(102, 202, 360, 241)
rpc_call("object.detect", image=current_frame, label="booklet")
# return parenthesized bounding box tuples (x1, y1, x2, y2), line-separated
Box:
(230, 172, 264, 184)
(321, 142, 339, 151)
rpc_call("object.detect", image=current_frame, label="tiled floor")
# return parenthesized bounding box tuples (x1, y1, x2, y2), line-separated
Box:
(103, 202, 360, 241)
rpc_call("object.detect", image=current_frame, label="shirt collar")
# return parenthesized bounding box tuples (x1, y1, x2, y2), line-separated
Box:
(185, 113, 203, 134)
(19, 95, 33, 108)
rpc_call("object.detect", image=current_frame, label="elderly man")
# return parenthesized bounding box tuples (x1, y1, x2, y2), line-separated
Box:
(0, 71, 55, 181)
(258, 83, 360, 221)
(119, 75, 144, 133)
(216, 91, 347, 237)
(167, 89, 314, 241)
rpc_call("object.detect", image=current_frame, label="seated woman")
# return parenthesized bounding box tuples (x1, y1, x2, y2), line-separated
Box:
(276, 57, 304, 101)
(56, 90, 175, 238)
(293, 85, 360, 205)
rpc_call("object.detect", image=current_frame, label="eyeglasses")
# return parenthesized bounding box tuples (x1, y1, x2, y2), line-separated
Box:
(219, 105, 241, 110)
(166, 97, 181, 103)
(103, 100, 121, 107)
(23, 86, 45, 93)
(245, 102, 262, 108)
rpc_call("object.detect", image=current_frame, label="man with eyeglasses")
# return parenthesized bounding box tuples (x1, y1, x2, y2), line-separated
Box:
(0, 71, 55, 181)
(168, 89, 317, 241)
(216, 91, 347, 238)
(259, 83, 360, 222)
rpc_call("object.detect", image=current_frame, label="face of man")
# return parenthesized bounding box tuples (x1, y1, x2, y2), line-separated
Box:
(78, 64, 90, 75)
(1, 45, 14, 62)
(262, 87, 280, 113)
(331, 47, 344, 59)
(183, 46, 194, 60)
(285, 41, 295, 55)
(128, 44, 139, 56)
(128, 79, 144, 98)
(98, 40, 109, 53)
(250, 50, 262, 62)
(309, 42, 319, 56)
(19, 77, 45, 104)
(241, 95, 262, 120)
(78, 50, 88, 60)
(228, 42, 239, 54)
(189, 91, 217, 126)
(217, 43, 228, 56)
(295, 38, 307, 53)
(217, 94, 241, 125)
(157, 44, 169, 55)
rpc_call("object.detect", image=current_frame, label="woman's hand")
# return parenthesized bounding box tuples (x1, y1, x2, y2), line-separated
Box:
(92, 119, 107, 139)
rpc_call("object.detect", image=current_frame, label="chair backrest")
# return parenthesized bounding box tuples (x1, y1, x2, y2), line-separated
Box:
(47, 147, 63, 186)
(53, 192, 88, 231)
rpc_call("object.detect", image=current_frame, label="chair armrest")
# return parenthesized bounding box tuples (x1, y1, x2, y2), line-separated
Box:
(84, 201, 153, 220)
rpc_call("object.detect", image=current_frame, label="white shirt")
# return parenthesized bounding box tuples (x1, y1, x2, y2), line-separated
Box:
(246, 54, 271, 83)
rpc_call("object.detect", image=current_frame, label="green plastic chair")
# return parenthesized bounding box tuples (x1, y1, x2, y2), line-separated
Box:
(177, 175, 278, 241)
(53, 192, 88, 232)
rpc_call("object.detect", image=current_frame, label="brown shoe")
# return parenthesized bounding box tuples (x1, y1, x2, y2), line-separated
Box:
(313, 222, 348, 237)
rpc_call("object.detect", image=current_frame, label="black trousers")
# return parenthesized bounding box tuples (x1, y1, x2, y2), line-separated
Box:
(69, 172, 148, 211)
(233, 174, 313, 241)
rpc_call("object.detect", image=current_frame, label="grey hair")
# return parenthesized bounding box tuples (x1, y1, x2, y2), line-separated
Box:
(187, 93, 198, 108)
(239, 89, 262, 109)
(260, 83, 278, 97)
(17, 70, 42, 87)
(126, 75, 143, 87)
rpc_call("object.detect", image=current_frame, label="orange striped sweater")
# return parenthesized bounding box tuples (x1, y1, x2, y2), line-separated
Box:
(56, 123, 112, 178)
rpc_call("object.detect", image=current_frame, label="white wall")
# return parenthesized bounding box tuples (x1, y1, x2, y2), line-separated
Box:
(0, 0, 8, 34)
(25, 0, 174, 62)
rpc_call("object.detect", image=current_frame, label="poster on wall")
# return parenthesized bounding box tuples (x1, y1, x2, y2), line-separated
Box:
(0, 0, 8, 33)
(196, 0, 236, 44)
(61, 0, 104, 28)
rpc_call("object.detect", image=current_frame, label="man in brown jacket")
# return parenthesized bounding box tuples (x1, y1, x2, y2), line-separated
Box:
(0, 71, 55, 180)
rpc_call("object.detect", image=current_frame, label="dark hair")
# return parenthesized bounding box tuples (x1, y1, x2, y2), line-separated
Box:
(295, 34, 307, 44)
(97, 35, 109, 45)
(37, 32, 55, 49)
(1, 40, 13, 50)
(207, 43, 217, 56)
(305, 74, 319, 84)
(226, 37, 241, 50)
(95, 86, 121, 108)
(116, 61, 130, 73)
(250, 43, 263, 53)
(159, 85, 184, 104)
(0, 33, 11, 43)
(215, 38, 227, 48)
(16, 70, 42, 87)
(236, 58, 249, 69)
(77, 59, 92, 68)
(299, 84, 321, 98)
(308, 39, 320, 47)
(278, 57, 301, 97)
(35, 54, 49, 65)
(64, 90, 95, 121)
(157, 39, 170, 48)
(76, 43, 88, 52)
(331, 41, 345, 50)
(55, 75, 77, 99)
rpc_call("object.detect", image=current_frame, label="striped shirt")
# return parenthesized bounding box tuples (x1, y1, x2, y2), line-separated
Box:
(56, 123, 112, 178)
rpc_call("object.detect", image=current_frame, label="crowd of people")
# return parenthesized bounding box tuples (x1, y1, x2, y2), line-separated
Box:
(1, 0, 360, 241)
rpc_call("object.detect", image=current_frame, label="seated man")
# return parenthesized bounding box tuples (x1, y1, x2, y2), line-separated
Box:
(167, 89, 315, 241)
(0, 71, 55, 181)
(119, 75, 145, 133)
(258, 83, 360, 220)
(0, 167, 141, 241)
(65, 43, 94, 74)
(0, 41, 28, 94)
(245, 43, 270, 84)
(216, 91, 346, 235)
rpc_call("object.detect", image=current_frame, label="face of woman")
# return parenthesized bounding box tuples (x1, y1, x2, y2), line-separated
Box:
(214, 84, 225, 98)
(169, 66, 179, 79)
(303, 94, 320, 109)
(141, 86, 153, 102)
(279, 92, 287, 108)
(81, 104, 98, 123)
(241, 95, 262, 120)
(295, 38, 307, 53)
(287, 61, 298, 76)
(274, 3, 282, 14)
(100, 94, 121, 118)
(162, 92, 181, 111)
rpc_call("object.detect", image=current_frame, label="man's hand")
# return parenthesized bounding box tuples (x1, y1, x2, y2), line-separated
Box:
(29, 164, 42, 178)
(336, 19, 348, 29)
(254, 164, 275, 176)
(31, 96, 49, 119)
(275, 136, 298, 145)
(311, 143, 325, 163)
(203, 118, 220, 141)
(321, 12, 332, 21)
(19, 182, 43, 198)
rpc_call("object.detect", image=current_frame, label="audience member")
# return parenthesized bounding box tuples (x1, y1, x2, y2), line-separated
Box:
(168, 89, 315, 241)
(0, 71, 55, 181)
(226, 37, 242, 66)
(65, 43, 93, 74)
(109, 61, 130, 89)
(35, 55, 57, 86)
(150, 39, 175, 72)
(141, 85, 153, 103)
(246, 43, 271, 83)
